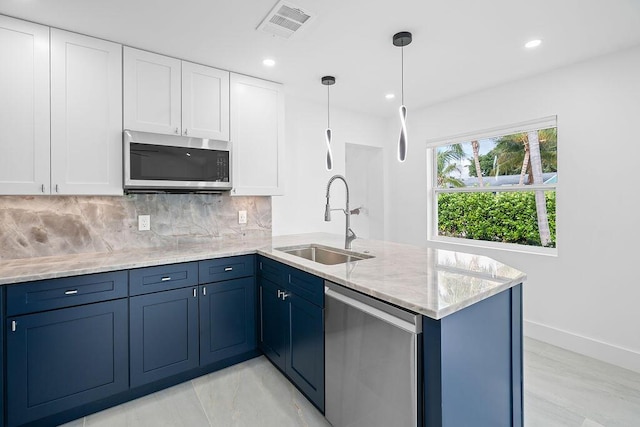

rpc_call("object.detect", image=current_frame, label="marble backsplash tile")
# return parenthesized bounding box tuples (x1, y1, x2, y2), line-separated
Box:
(0, 194, 271, 260)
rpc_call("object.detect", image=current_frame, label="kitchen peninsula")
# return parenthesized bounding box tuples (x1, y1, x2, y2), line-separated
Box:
(0, 233, 525, 427)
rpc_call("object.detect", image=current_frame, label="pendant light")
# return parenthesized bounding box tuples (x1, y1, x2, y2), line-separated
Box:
(393, 31, 412, 162)
(321, 75, 335, 171)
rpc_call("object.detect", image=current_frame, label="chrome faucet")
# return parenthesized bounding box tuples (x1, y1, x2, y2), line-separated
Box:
(324, 174, 357, 250)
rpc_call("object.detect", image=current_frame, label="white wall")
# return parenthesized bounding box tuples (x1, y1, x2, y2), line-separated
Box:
(384, 45, 640, 372)
(272, 95, 388, 237)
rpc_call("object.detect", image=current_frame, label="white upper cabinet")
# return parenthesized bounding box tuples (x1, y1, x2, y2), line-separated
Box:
(182, 61, 229, 140)
(51, 29, 123, 195)
(123, 47, 181, 135)
(0, 16, 51, 195)
(230, 73, 285, 196)
(124, 47, 230, 141)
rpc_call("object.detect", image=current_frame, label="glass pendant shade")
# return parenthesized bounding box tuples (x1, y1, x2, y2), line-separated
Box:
(398, 105, 407, 162)
(325, 127, 333, 171)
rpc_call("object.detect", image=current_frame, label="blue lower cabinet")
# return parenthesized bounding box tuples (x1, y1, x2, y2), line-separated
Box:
(199, 277, 256, 366)
(424, 284, 523, 427)
(1, 289, 4, 427)
(6, 299, 129, 427)
(257, 257, 324, 412)
(287, 293, 324, 411)
(130, 287, 199, 388)
(259, 278, 287, 371)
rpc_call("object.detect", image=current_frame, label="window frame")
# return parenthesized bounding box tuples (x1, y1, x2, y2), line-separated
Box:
(426, 116, 558, 256)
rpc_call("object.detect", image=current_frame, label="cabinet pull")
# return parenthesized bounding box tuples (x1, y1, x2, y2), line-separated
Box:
(55, 184, 59, 193)
(175, 127, 179, 134)
(193, 288, 197, 297)
(161, 276, 171, 282)
(203, 287, 207, 296)
(64, 289, 79, 295)
(224, 267, 233, 272)
(277, 290, 284, 299)
(11, 320, 17, 332)
(41, 184, 45, 193)
(184, 128, 188, 136)
(281, 292, 291, 301)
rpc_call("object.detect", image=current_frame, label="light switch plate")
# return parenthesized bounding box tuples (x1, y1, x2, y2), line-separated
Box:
(238, 210, 247, 224)
(138, 215, 150, 231)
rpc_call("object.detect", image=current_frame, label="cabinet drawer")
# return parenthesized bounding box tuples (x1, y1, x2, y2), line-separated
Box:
(288, 267, 324, 307)
(6, 271, 128, 316)
(129, 262, 198, 296)
(199, 255, 255, 284)
(257, 256, 286, 284)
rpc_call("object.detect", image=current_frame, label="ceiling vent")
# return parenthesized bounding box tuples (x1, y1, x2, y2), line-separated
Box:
(257, 1, 314, 39)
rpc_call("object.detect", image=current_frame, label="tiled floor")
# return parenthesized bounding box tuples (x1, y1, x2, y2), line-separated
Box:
(62, 338, 640, 426)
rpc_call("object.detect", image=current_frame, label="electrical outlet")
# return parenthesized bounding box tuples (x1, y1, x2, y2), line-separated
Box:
(238, 210, 247, 225)
(138, 215, 150, 231)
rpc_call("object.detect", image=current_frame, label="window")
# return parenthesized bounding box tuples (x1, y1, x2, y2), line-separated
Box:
(428, 117, 557, 252)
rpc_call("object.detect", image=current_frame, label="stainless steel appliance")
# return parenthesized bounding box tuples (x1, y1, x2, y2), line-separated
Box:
(324, 281, 422, 427)
(123, 130, 232, 193)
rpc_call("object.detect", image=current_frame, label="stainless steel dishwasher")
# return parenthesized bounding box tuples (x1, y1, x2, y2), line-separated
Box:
(324, 281, 422, 427)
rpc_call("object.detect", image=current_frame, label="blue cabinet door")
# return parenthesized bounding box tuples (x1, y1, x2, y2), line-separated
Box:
(6, 299, 128, 427)
(258, 278, 286, 371)
(199, 277, 256, 366)
(130, 287, 199, 388)
(1, 289, 4, 427)
(287, 293, 325, 411)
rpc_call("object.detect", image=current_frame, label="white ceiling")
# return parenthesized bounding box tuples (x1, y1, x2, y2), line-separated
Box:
(2, 0, 640, 118)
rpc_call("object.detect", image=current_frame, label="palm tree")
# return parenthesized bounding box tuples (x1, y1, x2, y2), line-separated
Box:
(491, 128, 557, 181)
(470, 140, 484, 186)
(437, 145, 465, 188)
(528, 130, 551, 246)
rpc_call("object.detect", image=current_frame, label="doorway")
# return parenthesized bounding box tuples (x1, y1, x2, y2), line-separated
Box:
(345, 144, 384, 240)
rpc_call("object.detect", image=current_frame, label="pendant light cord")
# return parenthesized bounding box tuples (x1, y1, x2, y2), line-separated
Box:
(401, 45, 404, 105)
(327, 84, 330, 128)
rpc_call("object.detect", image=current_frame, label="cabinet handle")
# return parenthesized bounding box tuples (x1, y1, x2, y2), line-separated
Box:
(184, 129, 188, 136)
(224, 267, 233, 272)
(12, 320, 17, 332)
(281, 292, 291, 301)
(161, 276, 171, 282)
(193, 288, 197, 298)
(277, 290, 284, 299)
(55, 184, 59, 193)
(41, 184, 45, 193)
(203, 287, 207, 296)
(64, 289, 79, 295)
(175, 127, 179, 134)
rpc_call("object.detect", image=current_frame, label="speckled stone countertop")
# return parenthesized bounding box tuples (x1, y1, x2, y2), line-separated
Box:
(0, 233, 526, 319)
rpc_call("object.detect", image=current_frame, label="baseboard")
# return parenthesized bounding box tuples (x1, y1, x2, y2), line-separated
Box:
(524, 320, 640, 374)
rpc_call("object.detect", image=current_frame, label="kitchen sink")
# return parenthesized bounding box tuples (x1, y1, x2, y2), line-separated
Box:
(275, 244, 374, 265)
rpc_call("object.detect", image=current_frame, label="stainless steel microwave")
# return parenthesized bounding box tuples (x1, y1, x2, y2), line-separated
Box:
(123, 130, 232, 193)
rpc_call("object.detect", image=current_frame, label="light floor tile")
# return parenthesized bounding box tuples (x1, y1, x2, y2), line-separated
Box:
(83, 381, 210, 427)
(60, 339, 640, 427)
(191, 356, 330, 427)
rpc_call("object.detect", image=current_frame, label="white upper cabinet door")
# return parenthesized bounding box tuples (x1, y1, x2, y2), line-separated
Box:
(50, 30, 123, 195)
(0, 16, 50, 195)
(181, 61, 229, 141)
(123, 47, 181, 135)
(230, 74, 285, 196)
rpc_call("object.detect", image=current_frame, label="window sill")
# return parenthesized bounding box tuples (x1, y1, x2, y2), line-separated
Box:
(429, 235, 558, 257)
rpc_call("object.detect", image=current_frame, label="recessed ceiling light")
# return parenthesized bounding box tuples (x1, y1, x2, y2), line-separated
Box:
(385, 93, 395, 100)
(525, 39, 542, 49)
(263, 58, 276, 67)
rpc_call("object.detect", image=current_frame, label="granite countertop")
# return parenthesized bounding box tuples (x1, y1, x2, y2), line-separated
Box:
(0, 233, 526, 319)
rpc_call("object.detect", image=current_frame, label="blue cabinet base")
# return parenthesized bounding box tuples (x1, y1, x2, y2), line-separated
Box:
(16, 350, 261, 427)
(424, 284, 523, 427)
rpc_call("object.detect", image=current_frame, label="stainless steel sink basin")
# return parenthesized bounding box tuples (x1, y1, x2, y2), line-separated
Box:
(275, 244, 374, 265)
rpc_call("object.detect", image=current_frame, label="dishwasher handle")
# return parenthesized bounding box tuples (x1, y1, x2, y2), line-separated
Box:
(325, 286, 420, 334)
